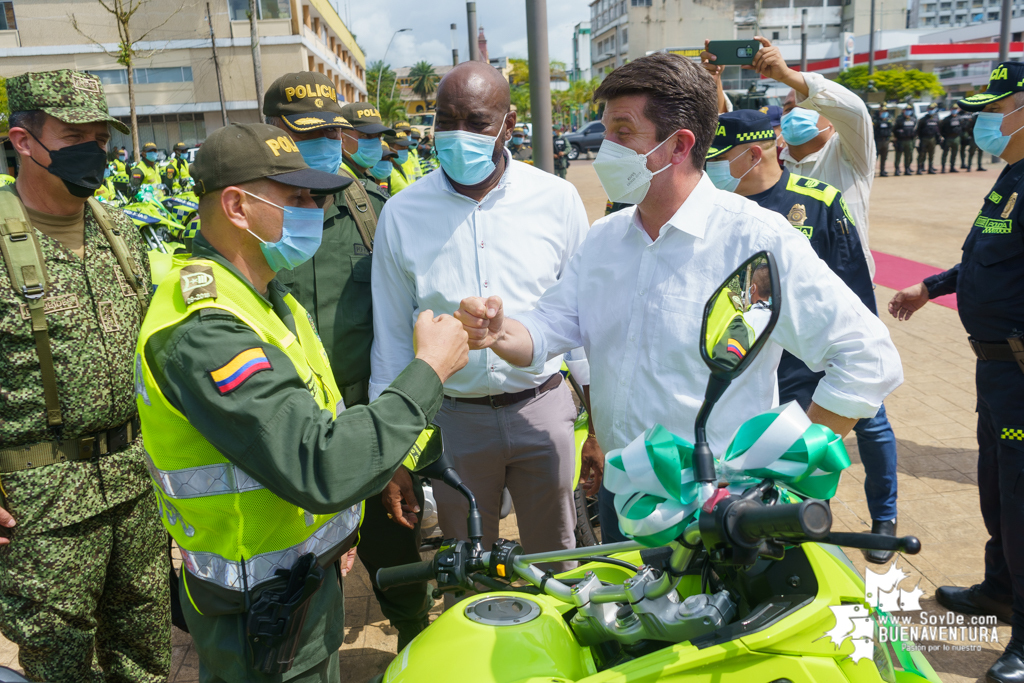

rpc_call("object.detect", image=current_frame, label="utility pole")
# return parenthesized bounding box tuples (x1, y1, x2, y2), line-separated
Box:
(526, 0, 553, 173)
(467, 2, 480, 62)
(868, 0, 876, 75)
(800, 9, 808, 72)
(249, 0, 265, 116)
(207, 2, 229, 127)
(1000, 0, 1011, 62)
(451, 23, 459, 66)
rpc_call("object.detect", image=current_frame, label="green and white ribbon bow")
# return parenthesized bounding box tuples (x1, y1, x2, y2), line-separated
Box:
(603, 402, 852, 547)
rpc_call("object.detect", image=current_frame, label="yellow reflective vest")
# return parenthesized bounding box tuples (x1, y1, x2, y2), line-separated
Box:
(136, 256, 361, 615)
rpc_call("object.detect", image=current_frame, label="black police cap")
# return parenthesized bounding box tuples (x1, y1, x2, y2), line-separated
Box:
(706, 109, 776, 160)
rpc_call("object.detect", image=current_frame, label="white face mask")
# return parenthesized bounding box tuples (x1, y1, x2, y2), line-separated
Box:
(592, 132, 678, 205)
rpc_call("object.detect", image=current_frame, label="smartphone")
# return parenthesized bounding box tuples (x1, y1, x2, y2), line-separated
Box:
(706, 40, 761, 66)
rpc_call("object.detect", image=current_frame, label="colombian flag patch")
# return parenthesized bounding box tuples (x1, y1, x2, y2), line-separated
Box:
(726, 339, 747, 359)
(210, 348, 272, 394)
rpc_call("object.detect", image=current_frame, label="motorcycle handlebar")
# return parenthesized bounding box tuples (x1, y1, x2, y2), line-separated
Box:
(827, 532, 921, 555)
(733, 499, 832, 543)
(376, 560, 436, 590)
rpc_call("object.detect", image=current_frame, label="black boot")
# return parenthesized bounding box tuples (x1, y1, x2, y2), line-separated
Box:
(950, 167, 959, 173)
(935, 584, 1014, 624)
(917, 169, 925, 175)
(880, 170, 889, 177)
(894, 169, 901, 176)
(928, 168, 938, 174)
(988, 639, 1024, 683)
(979, 166, 987, 171)
(862, 519, 897, 564)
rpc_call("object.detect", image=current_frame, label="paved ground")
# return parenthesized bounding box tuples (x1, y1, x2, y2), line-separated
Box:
(2, 159, 1010, 681)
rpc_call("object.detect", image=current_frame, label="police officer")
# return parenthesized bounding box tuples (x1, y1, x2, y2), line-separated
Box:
(339, 102, 393, 182)
(111, 146, 129, 174)
(508, 125, 533, 162)
(384, 132, 414, 194)
(874, 104, 894, 177)
(168, 141, 191, 182)
(890, 62, 1024, 682)
(893, 104, 917, 176)
(418, 133, 438, 174)
(940, 103, 962, 173)
(0, 69, 169, 682)
(708, 110, 901, 561)
(137, 122, 468, 681)
(962, 110, 987, 172)
(263, 73, 432, 650)
(136, 141, 162, 185)
(368, 140, 399, 193)
(407, 128, 427, 175)
(916, 102, 940, 175)
(553, 129, 570, 179)
(394, 122, 424, 181)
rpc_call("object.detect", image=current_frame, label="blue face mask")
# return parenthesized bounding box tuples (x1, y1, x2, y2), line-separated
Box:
(780, 108, 823, 146)
(434, 114, 509, 186)
(705, 152, 759, 193)
(397, 149, 409, 164)
(974, 103, 1024, 157)
(295, 136, 342, 174)
(409, 141, 419, 150)
(347, 134, 384, 168)
(103, 167, 112, 179)
(145, 152, 158, 162)
(370, 159, 393, 180)
(241, 190, 324, 272)
(511, 136, 524, 145)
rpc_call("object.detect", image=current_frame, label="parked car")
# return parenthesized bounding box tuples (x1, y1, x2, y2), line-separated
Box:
(563, 120, 605, 160)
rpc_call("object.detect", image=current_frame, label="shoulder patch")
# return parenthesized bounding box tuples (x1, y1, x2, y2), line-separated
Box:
(209, 347, 272, 394)
(180, 264, 217, 305)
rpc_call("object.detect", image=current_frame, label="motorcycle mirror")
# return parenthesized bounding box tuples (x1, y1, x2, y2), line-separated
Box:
(691, 251, 781, 487)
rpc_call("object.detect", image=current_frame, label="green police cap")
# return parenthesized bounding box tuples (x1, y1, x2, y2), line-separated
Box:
(143, 142, 158, 151)
(959, 62, 1024, 112)
(6, 69, 130, 135)
(339, 103, 394, 135)
(381, 140, 398, 160)
(383, 130, 413, 148)
(706, 110, 776, 160)
(263, 72, 352, 133)
(191, 123, 352, 197)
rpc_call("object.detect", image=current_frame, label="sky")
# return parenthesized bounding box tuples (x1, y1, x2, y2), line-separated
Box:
(336, 0, 593, 71)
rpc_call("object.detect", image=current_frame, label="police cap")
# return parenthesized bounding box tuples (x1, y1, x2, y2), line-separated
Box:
(190, 123, 352, 197)
(384, 131, 413, 148)
(706, 110, 776, 160)
(959, 62, 1024, 112)
(339, 103, 394, 135)
(263, 72, 351, 133)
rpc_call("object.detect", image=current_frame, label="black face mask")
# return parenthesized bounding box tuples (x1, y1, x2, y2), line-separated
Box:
(28, 131, 108, 198)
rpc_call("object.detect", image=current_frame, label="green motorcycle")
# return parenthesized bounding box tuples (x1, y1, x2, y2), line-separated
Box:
(377, 252, 940, 683)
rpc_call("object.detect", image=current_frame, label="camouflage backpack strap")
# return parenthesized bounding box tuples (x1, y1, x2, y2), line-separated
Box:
(0, 187, 62, 426)
(338, 168, 377, 253)
(87, 197, 149, 317)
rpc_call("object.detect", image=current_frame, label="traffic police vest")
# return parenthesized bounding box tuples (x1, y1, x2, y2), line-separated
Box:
(135, 257, 361, 615)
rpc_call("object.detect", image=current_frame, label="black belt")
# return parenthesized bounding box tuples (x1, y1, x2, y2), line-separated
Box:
(0, 415, 141, 474)
(445, 373, 562, 409)
(968, 336, 1024, 368)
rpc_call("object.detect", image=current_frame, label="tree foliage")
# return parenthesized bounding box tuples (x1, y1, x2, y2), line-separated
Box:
(834, 65, 945, 100)
(377, 96, 408, 126)
(408, 61, 440, 106)
(511, 84, 530, 122)
(0, 77, 8, 135)
(367, 59, 397, 104)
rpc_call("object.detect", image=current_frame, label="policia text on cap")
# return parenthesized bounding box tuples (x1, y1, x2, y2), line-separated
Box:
(135, 122, 469, 680)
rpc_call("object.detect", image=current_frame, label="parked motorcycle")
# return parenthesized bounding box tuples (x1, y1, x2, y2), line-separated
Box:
(375, 251, 940, 683)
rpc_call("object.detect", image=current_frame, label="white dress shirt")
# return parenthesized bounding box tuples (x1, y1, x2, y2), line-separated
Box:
(370, 152, 590, 400)
(517, 174, 903, 457)
(780, 72, 877, 277)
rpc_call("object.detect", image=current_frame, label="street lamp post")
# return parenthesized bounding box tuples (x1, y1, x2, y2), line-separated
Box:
(377, 28, 411, 109)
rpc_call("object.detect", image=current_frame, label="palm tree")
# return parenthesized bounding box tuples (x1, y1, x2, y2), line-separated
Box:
(378, 97, 408, 127)
(408, 61, 440, 108)
(510, 85, 530, 122)
(551, 89, 571, 130)
(367, 59, 396, 105)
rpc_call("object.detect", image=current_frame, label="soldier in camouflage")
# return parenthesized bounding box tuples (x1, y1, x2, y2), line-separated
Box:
(0, 69, 170, 682)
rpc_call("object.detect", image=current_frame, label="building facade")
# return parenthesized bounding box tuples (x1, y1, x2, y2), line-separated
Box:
(910, 0, 1024, 29)
(0, 0, 367, 154)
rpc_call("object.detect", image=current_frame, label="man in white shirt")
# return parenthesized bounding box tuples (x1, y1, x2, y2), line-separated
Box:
(370, 61, 595, 576)
(736, 38, 877, 278)
(455, 52, 903, 543)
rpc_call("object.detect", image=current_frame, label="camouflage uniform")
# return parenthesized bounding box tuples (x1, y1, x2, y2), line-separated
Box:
(0, 70, 170, 682)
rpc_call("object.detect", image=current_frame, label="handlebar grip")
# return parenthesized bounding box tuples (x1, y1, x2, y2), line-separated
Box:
(827, 532, 921, 555)
(733, 499, 832, 543)
(376, 560, 436, 590)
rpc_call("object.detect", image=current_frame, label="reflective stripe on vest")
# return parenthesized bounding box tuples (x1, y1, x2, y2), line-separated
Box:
(145, 449, 265, 499)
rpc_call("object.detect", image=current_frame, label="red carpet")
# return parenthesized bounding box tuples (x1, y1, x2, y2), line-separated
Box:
(871, 250, 958, 311)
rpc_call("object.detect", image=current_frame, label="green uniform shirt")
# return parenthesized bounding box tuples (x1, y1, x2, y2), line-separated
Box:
(508, 143, 533, 163)
(0, 192, 152, 534)
(276, 159, 387, 398)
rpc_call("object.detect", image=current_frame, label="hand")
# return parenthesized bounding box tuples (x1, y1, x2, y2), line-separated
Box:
(413, 310, 469, 383)
(382, 466, 419, 530)
(0, 507, 15, 546)
(746, 37, 795, 84)
(579, 435, 604, 497)
(454, 296, 505, 350)
(339, 548, 357, 577)
(888, 282, 930, 321)
(700, 39, 724, 80)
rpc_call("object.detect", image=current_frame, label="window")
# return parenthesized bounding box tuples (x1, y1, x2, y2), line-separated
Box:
(0, 1, 15, 30)
(630, 0, 652, 5)
(228, 0, 289, 21)
(621, 28, 627, 46)
(772, 30, 780, 39)
(90, 67, 194, 85)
